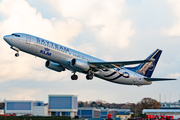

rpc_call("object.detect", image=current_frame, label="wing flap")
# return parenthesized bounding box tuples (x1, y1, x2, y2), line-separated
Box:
(144, 78, 177, 81)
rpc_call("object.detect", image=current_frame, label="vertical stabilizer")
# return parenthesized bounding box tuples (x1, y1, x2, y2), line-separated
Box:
(126, 49, 162, 78)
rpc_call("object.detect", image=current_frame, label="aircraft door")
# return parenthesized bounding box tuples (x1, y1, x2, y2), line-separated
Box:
(133, 73, 137, 84)
(26, 35, 31, 44)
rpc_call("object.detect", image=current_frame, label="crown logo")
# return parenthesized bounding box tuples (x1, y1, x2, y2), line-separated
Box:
(44, 48, 50, 51)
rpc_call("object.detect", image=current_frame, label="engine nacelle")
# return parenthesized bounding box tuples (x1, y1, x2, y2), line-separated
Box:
(71, 58, 90, 71)
(45, 61, 65, 72)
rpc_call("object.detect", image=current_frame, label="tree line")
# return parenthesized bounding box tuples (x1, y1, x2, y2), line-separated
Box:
(78, 98, 161, 114)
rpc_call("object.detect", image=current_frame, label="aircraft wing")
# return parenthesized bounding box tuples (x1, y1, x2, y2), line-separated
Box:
(144, 78, 177, 81)
(89, 59, 154, 70)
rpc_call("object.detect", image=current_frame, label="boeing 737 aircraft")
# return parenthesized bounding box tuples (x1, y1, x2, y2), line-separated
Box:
(3, 33, 176, 86)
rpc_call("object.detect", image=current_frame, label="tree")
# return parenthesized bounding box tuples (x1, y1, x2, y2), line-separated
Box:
(136, 97, 161, 114)
(121, 103, 136, 113)
(0, 102, 4, 109)
(78, 101, 84, 107)
(98, 103, 104, 108)
(91, 101, 97, 107)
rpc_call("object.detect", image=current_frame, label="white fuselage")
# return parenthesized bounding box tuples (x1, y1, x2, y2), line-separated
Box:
(3, 33, 152, 86)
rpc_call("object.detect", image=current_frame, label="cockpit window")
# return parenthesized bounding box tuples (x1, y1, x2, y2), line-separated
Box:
(11, 34, 20, 37)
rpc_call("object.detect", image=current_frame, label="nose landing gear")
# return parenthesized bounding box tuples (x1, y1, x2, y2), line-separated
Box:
(11, 46, 20, 57)
(15, 52, 19, 57)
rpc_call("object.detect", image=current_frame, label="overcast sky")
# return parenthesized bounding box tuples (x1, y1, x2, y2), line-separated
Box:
(0, 0, 180, 104)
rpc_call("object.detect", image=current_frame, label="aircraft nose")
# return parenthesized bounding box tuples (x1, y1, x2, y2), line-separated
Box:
(3, 35, 7, 40)
(3, 35, 11, 43)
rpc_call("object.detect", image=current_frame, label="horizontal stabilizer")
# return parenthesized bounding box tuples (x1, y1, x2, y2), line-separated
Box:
(144, 78, 177, 81)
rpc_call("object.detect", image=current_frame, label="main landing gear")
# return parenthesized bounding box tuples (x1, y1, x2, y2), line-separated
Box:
(86, 70, 93, 80)
(71, 70, 94, 80)
(86, 74, 93, 80)
(71, 73, 78, 80)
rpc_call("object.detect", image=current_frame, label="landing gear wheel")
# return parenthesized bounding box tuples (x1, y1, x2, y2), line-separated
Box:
(71, 74, 78, 80)
(15, 53, 19, 57)
(86, 70, 94, 80)
(86, 75, 93, 80)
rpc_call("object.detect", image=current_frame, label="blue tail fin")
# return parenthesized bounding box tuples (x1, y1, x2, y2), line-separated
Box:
(126, 49, 162, 78)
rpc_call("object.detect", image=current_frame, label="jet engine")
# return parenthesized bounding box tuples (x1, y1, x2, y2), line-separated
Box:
(70, 58, 90, 71)
(45, 61, 65, 72)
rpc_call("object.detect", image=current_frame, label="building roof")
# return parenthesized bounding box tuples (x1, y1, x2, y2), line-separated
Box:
(49, 94, 77, 97)
(78, 108, 130, 112)
(78, 107, 100, 111)
(143, 109, 180, 113)
(116, 112, 131, 115)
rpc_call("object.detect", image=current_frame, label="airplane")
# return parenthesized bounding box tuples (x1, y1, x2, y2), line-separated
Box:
(3, 33, 176, 86)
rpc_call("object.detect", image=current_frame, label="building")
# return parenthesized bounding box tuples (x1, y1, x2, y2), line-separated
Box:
(106, 109, 130, 118)
(116, 111, 131, 120)
(141, 100, 180, 119)
(142, 109, 180, 119)
(78, 107, 100, 118)
(78, 108, 130, 119)
(48, 95, 78, 117)
(3, 95, 130, 119)
(161, 100, 180, 109)
(108, 109, 120, 118)
(0, 110, 4, 114)
(100, 109, 108, 118)
(5, 100, 48, 116)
